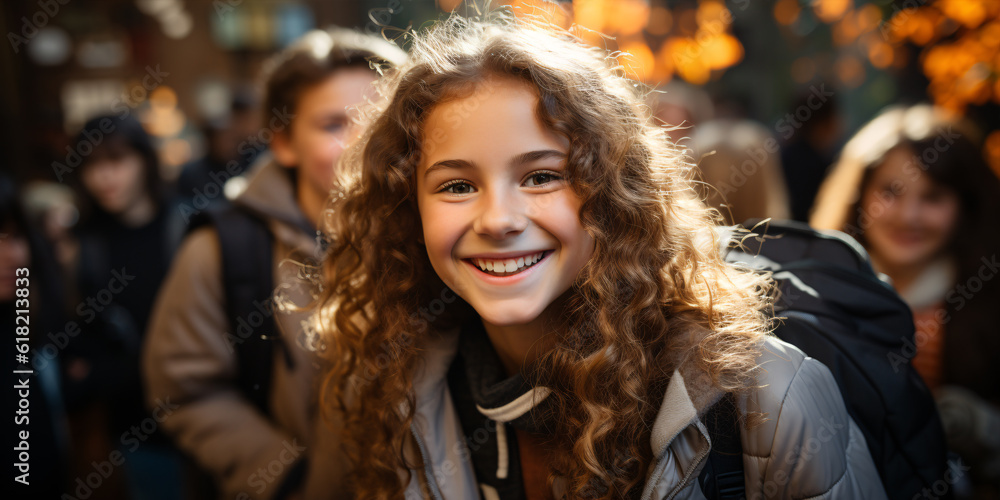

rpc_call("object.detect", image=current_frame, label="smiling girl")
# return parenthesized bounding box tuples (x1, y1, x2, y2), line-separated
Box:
(316, 11, 885, 499)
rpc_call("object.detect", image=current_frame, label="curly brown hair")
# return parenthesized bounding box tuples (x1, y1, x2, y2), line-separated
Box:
(312, 9, 773, 499)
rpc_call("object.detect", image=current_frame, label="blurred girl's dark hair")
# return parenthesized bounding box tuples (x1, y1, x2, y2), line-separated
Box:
(811, 104, 1000, 403)
(72, 114, 163, 225)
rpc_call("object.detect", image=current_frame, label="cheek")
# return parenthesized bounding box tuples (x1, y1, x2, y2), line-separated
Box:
(925, 200, 960, 235)
(420, 203, 464, 263)
(81, 169, 99, 191)
(860, 190, 889, 221)
(543, 194, 593, 261)
(124, 164, 146, 192)
(300, 135, 342, 181)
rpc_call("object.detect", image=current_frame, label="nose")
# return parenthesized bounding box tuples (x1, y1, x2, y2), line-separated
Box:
(897, 195, 922, 225)
(473, 189, 527, 239)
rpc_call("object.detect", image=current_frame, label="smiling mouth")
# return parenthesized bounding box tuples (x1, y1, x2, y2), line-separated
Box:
(466, 251, 551, 277)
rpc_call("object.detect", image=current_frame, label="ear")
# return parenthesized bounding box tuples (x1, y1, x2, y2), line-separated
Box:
(270, 130, 298, 168)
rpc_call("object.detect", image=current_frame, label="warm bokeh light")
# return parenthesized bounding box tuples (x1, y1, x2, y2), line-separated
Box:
(438, 0, 463, 12)
(796, 0, 1000, 113)
(813, 0, 851, 23)
(774, 0, 801, 26)
(504, 0, 743, 85)
(867, 38, 894, 69)
(505, 0, 999, 113)
(149, 86, 178, 111)
(647, 6, 673, 36)
(836, 54, 865, 88)
(608, 0, 650, 36)
(619, 39, 655, 81)
(938, 0, 989, 29)
(507, 0, 573, 27)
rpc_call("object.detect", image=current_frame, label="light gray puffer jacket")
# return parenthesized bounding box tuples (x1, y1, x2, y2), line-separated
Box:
(392, 331, 888, 499)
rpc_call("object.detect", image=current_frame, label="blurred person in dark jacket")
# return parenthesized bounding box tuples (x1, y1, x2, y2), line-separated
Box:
(812, 104, 1000, 499)
(2, 174, 71, 499)
(65, 114, 186, 500)
(781, 92, 843, 222)
(176, 92, 262, 213)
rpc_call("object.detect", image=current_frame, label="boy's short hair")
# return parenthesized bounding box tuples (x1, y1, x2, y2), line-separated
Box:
(260, 27, 408, 127)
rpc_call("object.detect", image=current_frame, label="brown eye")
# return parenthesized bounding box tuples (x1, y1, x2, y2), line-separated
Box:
(440, 181, 475, 194)
(524, 171, 561, 187)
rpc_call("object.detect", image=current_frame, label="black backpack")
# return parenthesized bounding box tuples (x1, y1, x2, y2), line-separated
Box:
(189, 206, 292, 417)
(700, 219, 949, 500)
(186, 205, 311, 499)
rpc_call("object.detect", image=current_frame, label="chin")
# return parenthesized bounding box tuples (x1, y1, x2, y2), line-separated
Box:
(473, 300, 546, 327)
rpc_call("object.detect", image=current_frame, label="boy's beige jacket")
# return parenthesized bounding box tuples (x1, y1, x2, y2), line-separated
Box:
(144, 156, 348, 500)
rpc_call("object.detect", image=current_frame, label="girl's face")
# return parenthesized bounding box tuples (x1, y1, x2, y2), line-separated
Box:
(273, 68, 376, 191)
(860, 146, 960, 272)
(416, 78, 595, 327)
(81, 152, 147, 215)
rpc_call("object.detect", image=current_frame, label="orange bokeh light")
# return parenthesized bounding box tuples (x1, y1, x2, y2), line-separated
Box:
(619, 39, 655, 81)
(774, 0, 801, 26)
(814, 0, 851, 23)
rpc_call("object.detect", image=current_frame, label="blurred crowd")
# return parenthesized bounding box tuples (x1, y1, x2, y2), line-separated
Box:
(4, 16, 1000, 500)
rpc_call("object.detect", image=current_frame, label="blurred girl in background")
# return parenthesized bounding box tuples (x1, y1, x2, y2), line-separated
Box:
(812, 104, 1000, 498)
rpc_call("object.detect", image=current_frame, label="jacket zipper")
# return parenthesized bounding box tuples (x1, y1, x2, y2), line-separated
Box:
(640, 420, 714, 500)
(667, 444, 712, 500)
(411, 424, 446, 500)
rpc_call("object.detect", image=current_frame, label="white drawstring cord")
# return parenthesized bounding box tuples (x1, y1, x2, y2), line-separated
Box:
(495, 420, 509, 479)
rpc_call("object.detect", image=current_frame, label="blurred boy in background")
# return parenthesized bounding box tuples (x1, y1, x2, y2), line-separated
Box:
(143, 28, 405, 500)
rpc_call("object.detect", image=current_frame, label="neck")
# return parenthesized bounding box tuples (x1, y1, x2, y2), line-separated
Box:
(870, 254, 932, 295)
(296, 178, 327, 228)
(480, 302, 562, 378)
(118, 195, 156, 227)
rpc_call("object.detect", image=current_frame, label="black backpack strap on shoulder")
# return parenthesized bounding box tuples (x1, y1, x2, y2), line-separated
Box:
(203, 207, 280, 417)
(698, 394, 746, 500)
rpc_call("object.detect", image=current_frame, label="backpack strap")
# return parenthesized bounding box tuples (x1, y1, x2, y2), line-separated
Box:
(197, 207, 281, 417)
(698, 394, 745, 500)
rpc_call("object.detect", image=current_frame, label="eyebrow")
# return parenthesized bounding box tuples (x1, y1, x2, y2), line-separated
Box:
(423, 149, 567, 179)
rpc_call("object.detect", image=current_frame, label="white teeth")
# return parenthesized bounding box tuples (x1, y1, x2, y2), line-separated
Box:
(473, 252, 546, 274)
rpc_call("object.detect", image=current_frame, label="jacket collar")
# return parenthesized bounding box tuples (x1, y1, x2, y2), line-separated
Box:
(232, 154, 318, 255)
(410, 327, 722, 492)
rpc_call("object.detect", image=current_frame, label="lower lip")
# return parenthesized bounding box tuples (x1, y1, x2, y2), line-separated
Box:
(887, 231, 925, 247)
(463, 251, 552, 285)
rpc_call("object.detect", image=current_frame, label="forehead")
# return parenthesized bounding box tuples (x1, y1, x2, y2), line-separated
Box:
(871, 146, 939, 189)
(296, 68, 376, 113)
(418, 77, 567, 169)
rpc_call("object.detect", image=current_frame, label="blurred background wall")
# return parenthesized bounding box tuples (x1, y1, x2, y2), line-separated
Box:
(2, 0, 999, 189)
